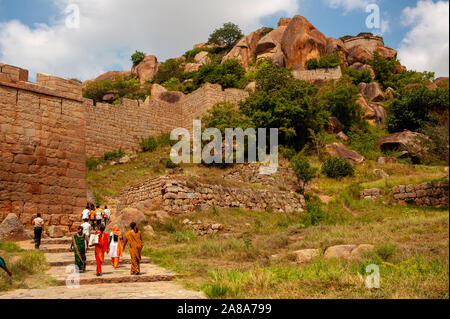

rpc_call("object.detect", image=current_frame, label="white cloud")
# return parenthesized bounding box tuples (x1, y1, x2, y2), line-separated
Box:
(325, 0, 375, 13)
(398, 0, 449, 77)
(0, 0, 299, 81)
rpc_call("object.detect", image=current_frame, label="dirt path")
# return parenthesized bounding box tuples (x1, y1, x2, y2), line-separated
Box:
(0, 237, 205, 299)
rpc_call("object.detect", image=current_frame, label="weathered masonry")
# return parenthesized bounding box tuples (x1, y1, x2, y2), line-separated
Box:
(0, 64, 87, 228)
(1, 63, 249, 227)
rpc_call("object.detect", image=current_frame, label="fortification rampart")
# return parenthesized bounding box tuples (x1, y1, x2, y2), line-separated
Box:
(0, 64, 87, 229)
(342, 33, 384, 52)
(0, 63, 249, 226)
(292, 66, 342, 83)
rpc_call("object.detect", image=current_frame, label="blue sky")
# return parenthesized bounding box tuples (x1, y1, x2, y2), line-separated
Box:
(0, 0, 448, 80)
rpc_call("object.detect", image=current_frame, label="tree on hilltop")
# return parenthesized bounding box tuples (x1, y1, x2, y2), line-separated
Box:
(208, 22, 244, 47)
(131, 51, 146, 66)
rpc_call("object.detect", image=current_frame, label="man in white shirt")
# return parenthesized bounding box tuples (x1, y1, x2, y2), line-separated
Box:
(82, 204, 90, 221)
(81, 220, 91, 237)
(103, 206, 111, 225)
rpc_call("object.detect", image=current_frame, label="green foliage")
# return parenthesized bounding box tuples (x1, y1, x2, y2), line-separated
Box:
(162, 158, 177, 169)
(103, 148, 125, 162)
(82, 76, 150, 104)
(418, 114, 450, 165)
(387, 85, 449, 133)
(0, 242, 23, 253)
(322, 157, 355, 179)
(305, 53, 341, 70)
(241, 61, 327, 150)
(347, 123, 388, 160)
(319, 81, 361, 131)
(86, 158, 101, 171)
(195, 59, 247, 89)
(300, 199, 329, 227)
(367, 51, 400, 89)
(202, 102, 254, 135)
(131, 50, 146, 66)
(342, 67, 373, 85)
(291, 154, 317, 183)
(208, 22, 244, 46)
(184, 48, 211, 62)
(375, 243, 397, 261)
(154, 58, 185, 84)
(140, 136, 158, 153)
(157, 133, 176, 147)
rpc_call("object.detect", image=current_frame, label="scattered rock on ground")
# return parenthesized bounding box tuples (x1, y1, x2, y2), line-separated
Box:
(336, 131, 349, 142)
(373, 169, 389, 179)
(294, 249, 321, 263)
(48, 225, 66, 238)
(0, 214, 32, 241)
(324, 244, 375, 260)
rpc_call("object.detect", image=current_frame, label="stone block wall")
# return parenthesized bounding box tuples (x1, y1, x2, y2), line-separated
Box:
(181, 83, 249, 131)
(0, 67, 87, 227)
(120, 176, 305, 214)
(392, 181, 449, 208)
(292, 66, 342, 83)
(84, 97, 183, 158)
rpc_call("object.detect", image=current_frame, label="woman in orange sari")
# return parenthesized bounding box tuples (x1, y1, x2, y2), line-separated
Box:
(108, 225, 122, 269)
(91, 224, 108, 276)
(123, 222, 143, 275)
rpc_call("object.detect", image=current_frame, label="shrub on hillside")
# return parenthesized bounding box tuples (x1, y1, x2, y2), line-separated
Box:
(347, 123, 387, 160)
(154, 58, 185, 84)
(131, 51, 146, 66)
(195, 59, 246, 89)
(318, 81, 361, 131)
(305, 53, 341, 70)
(240, 61, 327, 150)
(140, 136, 158, 153)
(183, 48, 211, 63)
(291, 154, 317, 184)
(342, 67, 373, 85)
(103, 148, 125, 162)
(322, 157, 354, 179)
(82, 76, 149, 104)
(202, 102, 253, 135)
(387, 85, 449, 133)
(208, 22, 244, 47)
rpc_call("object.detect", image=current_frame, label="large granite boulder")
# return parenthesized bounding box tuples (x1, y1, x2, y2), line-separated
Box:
(83, 70, 131, 88)
(324, 143, 366, 165)
(326, 37, 348, 67)
(355, 94, 386, 126)
(194, 51, 211, 65)
(361, 82, 385, 102)
(327, 117, 345, 134)
(347, 45, 373, 65)
(349, 62, 375, 80)
(377, 131, 429, 163)
(255, 23, 287, 67)
(131, 55, 160, 83)
(0, 213, 32, 241)
(281, 15, 327, 70)
(222, 27, 269, 69)
(107, 207, 147, 234)
(150, 84, 184, 104)
(375, 46, 397, 60)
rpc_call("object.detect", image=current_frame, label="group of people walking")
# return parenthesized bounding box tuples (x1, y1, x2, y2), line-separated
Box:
(26, 203, 143, 278)
(72, 203, 143, 276)
(82, 203, 111, 231)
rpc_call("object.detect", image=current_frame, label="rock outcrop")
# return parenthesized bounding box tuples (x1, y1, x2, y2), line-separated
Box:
(323, 244, 375, 260)
(255, 25, 287, 67)
(349, 62, 375, 79)
(0, 214, 32, 241)
(326, 37, 348, 67)
(222, 27, 269, 69)
(360, 82, 385, 102)
(355, 93, 386, 126)
(377, 131, 428, 163)
(131, 55, 160, 83)
(281, 15, 327, 70)
(324, 143, 366, 165)
(150, 84, 184, 104)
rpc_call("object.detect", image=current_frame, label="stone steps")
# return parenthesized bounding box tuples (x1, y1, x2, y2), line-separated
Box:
(45, 251, 152, 267)
(48, 263, 176, 286)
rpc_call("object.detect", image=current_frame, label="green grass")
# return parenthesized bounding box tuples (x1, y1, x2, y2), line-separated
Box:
(0, 248, 57, 292)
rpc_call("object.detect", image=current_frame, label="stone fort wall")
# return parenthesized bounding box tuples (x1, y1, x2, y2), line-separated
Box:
(292, 66, 342, 83)
(0, 63, 249, 225)
(0, 65, 87, 229)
